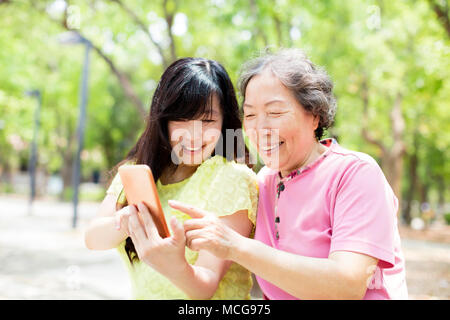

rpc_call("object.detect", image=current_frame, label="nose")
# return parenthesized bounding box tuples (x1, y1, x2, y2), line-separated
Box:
(254, 113, 272, 132)
(255, 116, 278, 143)
(184, 120, 203, 147)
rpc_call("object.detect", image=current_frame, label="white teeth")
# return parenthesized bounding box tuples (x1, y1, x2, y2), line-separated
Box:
(262, 145, 277, 151)
(261, 142, 283, 151)
(183, 145, 202, 151)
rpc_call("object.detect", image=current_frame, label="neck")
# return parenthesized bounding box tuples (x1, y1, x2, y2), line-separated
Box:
(280, 141, 326, 178)
(160, 163, 199, 185)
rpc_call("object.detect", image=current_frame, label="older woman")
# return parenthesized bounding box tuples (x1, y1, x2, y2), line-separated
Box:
(168, 49, 408, 300)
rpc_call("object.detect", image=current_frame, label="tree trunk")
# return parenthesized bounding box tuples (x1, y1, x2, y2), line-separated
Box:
(403, 131, 420, 224)
(110, 0, 170, 69)
(418, 176, 430, 205)
(386, 92, 406, 214)
(360, 77, 406, 218)
(381, 152, 404, 214)
(163, 0, 178, 63)
(60, 154, 74, 201)
(436, 175, 446, 214)
(0, 161, 13, 185)
(249, 0, 269, 46)
(428, 0, 450, 38)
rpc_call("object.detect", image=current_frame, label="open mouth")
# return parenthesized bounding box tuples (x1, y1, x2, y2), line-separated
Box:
(260, 141, 284, 154)
(181, 144, 205, 155)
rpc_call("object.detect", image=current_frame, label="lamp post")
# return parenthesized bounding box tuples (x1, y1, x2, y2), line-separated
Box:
(59, 31, 92, 229)
(25, 89, 42, 215)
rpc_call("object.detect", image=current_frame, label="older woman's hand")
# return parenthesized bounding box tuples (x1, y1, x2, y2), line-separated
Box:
(168, 200, 243, 260)
(127, 202, 188, 276)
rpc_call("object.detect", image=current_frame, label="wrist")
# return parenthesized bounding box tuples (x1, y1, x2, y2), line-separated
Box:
(163, 259, 196, 293)
(229, 232, 252, 262)
(158, 256, 191, 281)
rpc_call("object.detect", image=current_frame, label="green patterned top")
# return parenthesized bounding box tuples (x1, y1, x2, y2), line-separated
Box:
(106, 155, 258, 299)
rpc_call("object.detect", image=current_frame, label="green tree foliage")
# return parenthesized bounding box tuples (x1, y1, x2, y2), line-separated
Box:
(0, 0, 448, 221)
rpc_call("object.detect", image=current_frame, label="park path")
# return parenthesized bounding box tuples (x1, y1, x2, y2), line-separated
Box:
(0, 195, 448, 299)
(0, 195, 131, 299)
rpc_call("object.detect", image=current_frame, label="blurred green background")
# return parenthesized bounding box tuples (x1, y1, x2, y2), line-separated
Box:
(0, 0, 449, 227)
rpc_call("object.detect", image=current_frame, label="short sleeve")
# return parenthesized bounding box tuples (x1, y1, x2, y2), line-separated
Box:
(329, 161, 397, 269)
(106, 172, 127, 205)
(200, 162, 259, 226)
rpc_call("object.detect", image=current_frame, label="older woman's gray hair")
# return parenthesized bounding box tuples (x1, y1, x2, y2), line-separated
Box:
(238, 48, 337, 140)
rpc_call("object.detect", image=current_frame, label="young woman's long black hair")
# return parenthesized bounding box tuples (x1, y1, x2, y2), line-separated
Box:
(116, 58, 249, 263)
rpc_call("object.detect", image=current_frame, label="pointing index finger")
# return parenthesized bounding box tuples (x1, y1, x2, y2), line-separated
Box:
(168, 200, 209, 219)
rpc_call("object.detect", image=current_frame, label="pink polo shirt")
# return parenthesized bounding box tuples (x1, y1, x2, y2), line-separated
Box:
(254, 139, 408, 300)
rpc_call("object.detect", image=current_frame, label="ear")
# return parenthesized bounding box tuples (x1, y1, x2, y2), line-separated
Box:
(312, 115, 320, 131)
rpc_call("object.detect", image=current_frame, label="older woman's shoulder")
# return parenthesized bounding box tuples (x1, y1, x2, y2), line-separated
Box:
(330, 143, 380, 168)
(256, 166, 278, 184)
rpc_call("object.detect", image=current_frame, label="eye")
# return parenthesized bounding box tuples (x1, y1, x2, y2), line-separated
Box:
(244, 114, 255, 119)
(268, 112, 284, 117)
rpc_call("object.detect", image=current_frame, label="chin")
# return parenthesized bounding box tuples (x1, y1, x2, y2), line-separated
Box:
(181, 152, 214, 166)
(182, 161, 201, 166)
(261, 156, 282, 171)
(265, 153, 295, 172)
(180, 157, 203, 166)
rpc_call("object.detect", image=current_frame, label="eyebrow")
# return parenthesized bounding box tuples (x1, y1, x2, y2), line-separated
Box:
(243, 99, 286, 108)
(201, 109, 221, 118)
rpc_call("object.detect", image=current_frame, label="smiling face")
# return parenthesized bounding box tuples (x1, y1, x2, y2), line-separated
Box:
(243, 68, 319, 175)
(168, 94, 223, 166)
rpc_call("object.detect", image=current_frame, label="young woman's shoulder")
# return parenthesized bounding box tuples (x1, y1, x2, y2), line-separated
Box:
(195, 155, 258, 223)
(105, 159, 136, 204)
(198, 155, 257, 182)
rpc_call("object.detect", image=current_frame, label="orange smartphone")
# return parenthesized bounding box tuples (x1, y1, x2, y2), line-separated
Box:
(118, 164, 170, 238)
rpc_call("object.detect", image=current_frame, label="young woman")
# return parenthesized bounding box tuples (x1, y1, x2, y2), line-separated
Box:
(84, 58, 258, 300)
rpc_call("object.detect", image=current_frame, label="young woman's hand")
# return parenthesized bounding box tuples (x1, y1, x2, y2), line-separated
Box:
(168, 200, 243, 261)
(114, 205, 137, 235)
(127, 202, 188, 276)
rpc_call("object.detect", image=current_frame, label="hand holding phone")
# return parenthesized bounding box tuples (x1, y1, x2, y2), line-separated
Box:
(118, 164, 170, 238)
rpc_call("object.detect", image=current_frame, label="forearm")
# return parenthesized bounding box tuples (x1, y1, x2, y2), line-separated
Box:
(161, 261, 221, 300)
(84, 216, 128, 250)
(231, 236, 366, 299)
